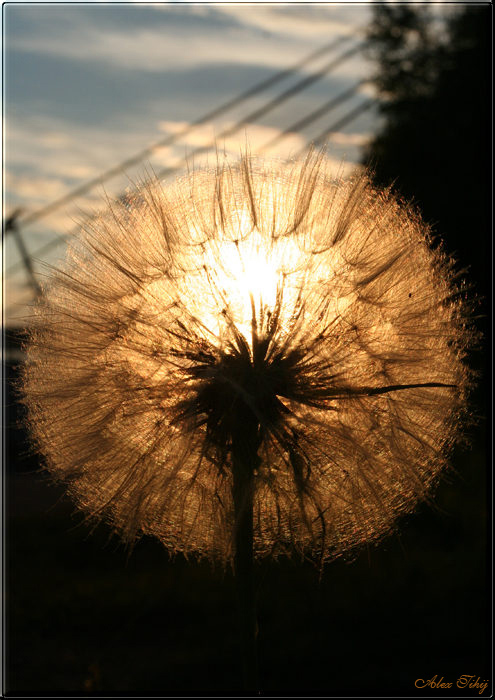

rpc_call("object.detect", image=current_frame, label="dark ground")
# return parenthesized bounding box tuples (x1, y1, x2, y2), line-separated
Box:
(3, 351, 491, 697)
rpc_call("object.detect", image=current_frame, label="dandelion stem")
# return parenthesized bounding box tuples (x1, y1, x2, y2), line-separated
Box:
(232, 409, 260, 691)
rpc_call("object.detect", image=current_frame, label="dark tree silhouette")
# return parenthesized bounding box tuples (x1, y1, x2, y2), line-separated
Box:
(364, 4, 491, 306)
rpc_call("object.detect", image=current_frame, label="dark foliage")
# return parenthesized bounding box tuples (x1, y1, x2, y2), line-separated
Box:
(364, 5, 491, 306)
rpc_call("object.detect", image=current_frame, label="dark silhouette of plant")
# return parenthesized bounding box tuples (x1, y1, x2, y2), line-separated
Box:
(364, 4, 490, 304)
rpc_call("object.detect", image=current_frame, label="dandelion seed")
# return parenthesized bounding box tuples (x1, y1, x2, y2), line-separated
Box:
(21, 150, 473, 567)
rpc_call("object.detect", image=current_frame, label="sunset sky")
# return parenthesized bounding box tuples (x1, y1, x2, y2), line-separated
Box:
(3, 1, 468, 324)
(3, 3, 379, 323)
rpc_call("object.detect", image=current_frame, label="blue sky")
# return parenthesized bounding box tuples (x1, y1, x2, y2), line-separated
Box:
(4, 2, 380, 324)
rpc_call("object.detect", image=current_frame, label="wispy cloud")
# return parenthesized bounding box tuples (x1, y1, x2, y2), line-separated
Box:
(7, 4, 368, 73)
(4, 3, 373, 323)
(215, 4, 370, 41)
(328, 131, 371, 147)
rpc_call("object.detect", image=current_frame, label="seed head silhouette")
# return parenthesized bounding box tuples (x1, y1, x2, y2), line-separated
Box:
(21, 151, 473, 568)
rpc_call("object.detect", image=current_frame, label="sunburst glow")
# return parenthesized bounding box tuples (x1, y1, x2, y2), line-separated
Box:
(21, 152, 474, 564)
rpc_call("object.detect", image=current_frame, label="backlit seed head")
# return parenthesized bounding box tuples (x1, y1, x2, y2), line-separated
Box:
(21, 151, 475, 565)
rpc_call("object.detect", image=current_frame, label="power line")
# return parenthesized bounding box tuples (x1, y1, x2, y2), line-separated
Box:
(6, 42, 369, 276)
(259, 79, 369, 153)
(11, 35, 354, 231)
(307, 98, 374, 152)
(6, 94, 376, 280)
(154, 42, 366, 181)
(4, 210, 41, 295)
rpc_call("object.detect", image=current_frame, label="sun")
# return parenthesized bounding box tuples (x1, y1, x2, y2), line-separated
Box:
(21, 152, 473, 565)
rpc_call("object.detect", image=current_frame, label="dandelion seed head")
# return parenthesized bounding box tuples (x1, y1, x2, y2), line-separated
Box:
(21, 152, 474, 564)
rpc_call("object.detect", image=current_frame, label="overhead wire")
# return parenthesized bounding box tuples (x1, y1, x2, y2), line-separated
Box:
(5, 39, 373, 279)
(11, 35, 354, 231)
(307, 98, 374, 152)
(154, 42, 367, 181)
(259, 78, 369, 153)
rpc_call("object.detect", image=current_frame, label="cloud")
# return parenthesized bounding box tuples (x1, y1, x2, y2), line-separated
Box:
(6, 173, 68, 205)
(156, 120, 307, 154)
(7, 4, 369, 74)
(8, 18, 297, 73)
(216, 4, 371, 41)
(328, 132, 371, 147)
(4, 3, 374, 324)
(6, 118, 310, 226)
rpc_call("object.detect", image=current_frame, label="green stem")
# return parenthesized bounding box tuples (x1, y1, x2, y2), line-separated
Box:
(232, 414, 259, 692)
